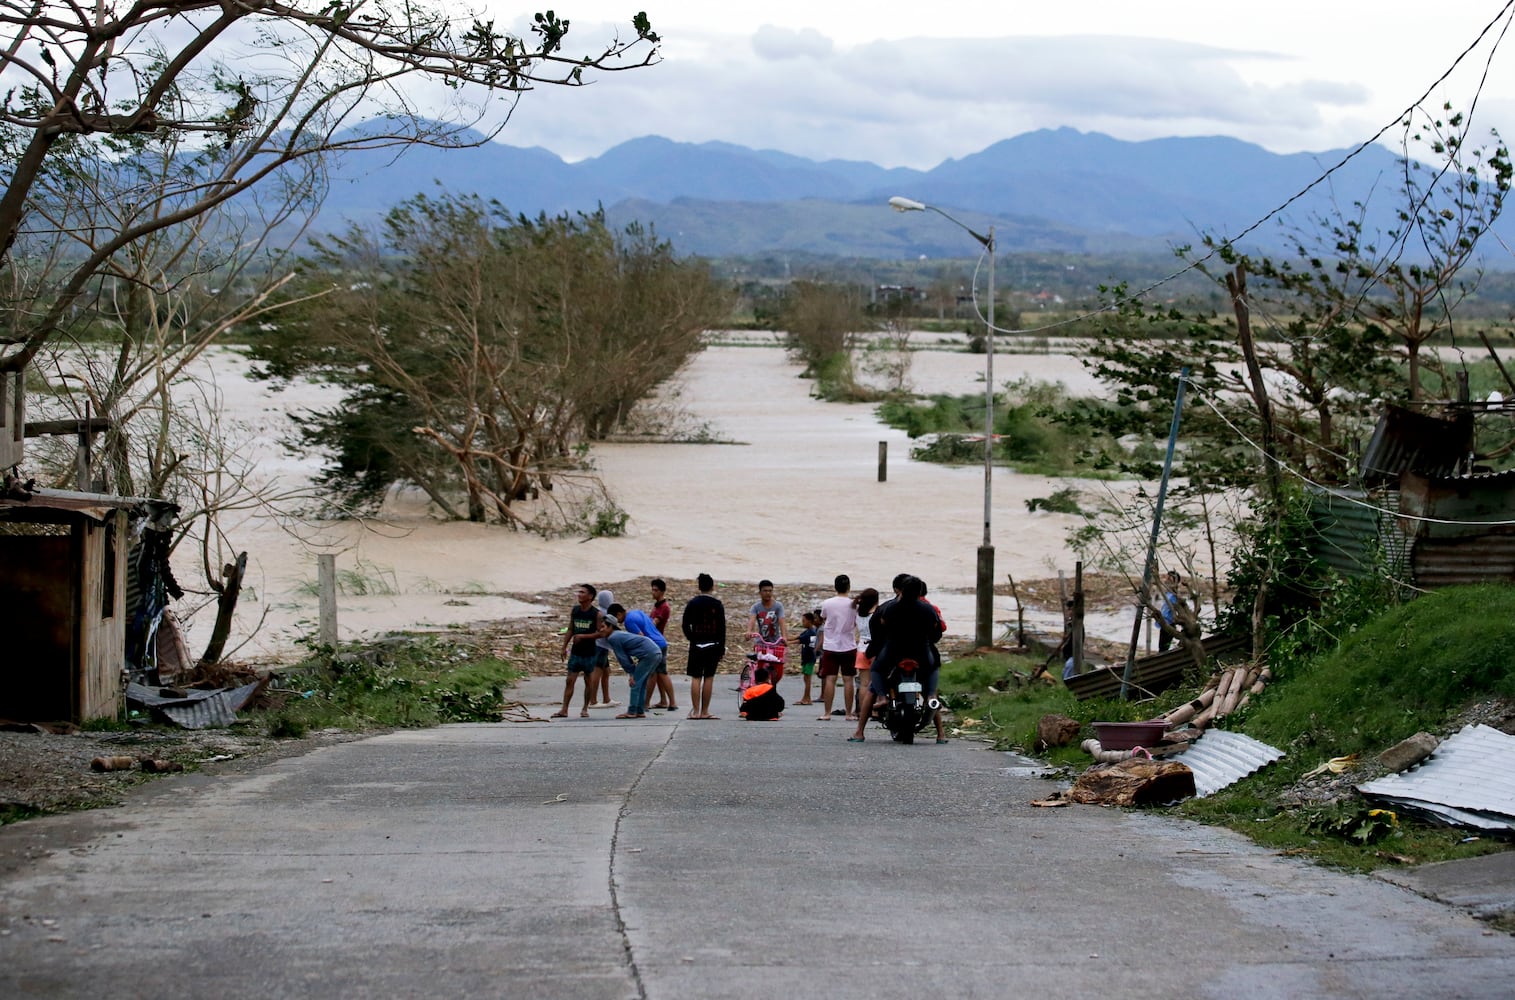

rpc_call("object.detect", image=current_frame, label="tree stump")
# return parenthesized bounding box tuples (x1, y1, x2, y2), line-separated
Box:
(1068, 759, 1196, 806)
(1036, 713, 1082, 750)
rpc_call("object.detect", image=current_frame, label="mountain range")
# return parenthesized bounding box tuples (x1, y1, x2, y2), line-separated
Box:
(318, 126, 1476, 261)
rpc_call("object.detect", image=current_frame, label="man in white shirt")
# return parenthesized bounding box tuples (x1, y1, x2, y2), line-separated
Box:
(815, 574, 859, 721)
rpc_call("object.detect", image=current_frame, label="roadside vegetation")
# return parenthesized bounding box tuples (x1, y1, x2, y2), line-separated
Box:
(939, 582, 1515, 873)
(260, 634, 521, 738)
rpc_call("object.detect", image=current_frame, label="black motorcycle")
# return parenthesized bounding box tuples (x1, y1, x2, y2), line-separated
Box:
(873, 658, 938, 744)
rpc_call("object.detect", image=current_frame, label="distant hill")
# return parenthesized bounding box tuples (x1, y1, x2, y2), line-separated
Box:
(317, 126, 1499, 262)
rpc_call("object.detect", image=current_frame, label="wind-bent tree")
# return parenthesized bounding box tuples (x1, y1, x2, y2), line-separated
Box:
(1080, 106, 1511, 653)
(779, 280, 869, 395)
(251, 194, 729, 527)
(0, 1, 661, 373)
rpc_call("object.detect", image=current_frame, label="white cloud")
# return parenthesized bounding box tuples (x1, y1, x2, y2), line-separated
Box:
(750, 25, 834, 60)
(465, 11, 1515, 170)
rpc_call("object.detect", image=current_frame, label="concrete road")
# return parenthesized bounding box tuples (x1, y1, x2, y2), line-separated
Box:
(3, 676, 1513, 1000)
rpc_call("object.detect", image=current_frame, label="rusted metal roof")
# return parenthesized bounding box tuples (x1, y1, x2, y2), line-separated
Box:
(1173, 728, 1284, 797)
(1359, 404, 1473, 483)
(1306, 486, 1411, 580)
(1358, 724, 1515, 831)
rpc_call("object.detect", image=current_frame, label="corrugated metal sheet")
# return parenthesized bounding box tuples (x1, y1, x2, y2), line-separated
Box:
(1306, 487, 1411, 581)
(1359, 404, 1473, 482)
(1413, 533, 1515, 587)
(1172, 729, 1284, 797)
(1358, 724, 1515, 831)
(126, 680, 264, 729)
(1063, 634, 1248, 701)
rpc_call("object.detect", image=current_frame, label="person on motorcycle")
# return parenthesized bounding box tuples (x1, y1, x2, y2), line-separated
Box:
(917, 580, 949, 743)
(847, 574, 940, 743)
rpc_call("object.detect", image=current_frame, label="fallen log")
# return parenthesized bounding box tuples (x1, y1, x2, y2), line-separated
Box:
(1068, 758, 1197, 806)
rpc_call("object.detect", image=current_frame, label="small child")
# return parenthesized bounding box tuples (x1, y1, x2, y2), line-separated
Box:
(739, 667, 786, 721)
(796, 610, 820, 706)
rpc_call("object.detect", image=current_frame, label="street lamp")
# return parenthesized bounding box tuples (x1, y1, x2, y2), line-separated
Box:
(889, 196, 996, 649)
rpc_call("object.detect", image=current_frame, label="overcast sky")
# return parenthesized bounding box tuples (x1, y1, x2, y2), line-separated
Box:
(469, 1, 1515, 169)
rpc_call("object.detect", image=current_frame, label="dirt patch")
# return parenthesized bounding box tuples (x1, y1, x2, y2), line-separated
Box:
(0, 724, 368, 821)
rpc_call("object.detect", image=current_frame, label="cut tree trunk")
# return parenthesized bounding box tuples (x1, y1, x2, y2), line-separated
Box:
(198, 552, 247, 667)
(1069, 758, 1197, 806)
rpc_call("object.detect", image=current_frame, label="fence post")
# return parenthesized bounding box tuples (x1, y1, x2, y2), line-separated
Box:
(878, 441, 888, 482)
(318, 554, 338, 650)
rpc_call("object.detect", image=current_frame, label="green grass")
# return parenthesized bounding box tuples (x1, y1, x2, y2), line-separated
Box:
(1184, 585, 1515, 869)
(944, 586, 1515, 870)
(1241, 584, 1515, 757)
(261, 634, 521, 735)
(938, 651, 1196, 766)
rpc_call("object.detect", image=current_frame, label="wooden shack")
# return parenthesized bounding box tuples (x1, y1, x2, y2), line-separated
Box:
(0, 488, 165, 723)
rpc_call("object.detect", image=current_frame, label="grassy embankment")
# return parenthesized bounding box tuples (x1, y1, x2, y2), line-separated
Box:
(258, 634, 521, 737)
(938, 584, 1515, 871)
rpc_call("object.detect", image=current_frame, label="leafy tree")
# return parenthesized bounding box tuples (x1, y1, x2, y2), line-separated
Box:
(1078, 106, 1511, 658)
(0, 2, 661, 372)
(252, 193, 729, 526)
(779, 280, 869, 395)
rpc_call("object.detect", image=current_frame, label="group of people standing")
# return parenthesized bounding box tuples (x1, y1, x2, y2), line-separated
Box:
(553, 572, 947, 743)
(555, 574, 727, 720)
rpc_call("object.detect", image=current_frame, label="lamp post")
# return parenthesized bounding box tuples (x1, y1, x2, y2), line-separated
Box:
(889, 196, 996, 649)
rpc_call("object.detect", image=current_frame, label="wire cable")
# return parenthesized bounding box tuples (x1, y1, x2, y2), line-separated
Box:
(958, 0, 1515, 339)
(1184, 376, 1515, 527)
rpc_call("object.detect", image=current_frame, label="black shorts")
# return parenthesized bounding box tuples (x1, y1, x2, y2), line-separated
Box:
(817, 650, 857, 678)
(687, 643, 724, 679)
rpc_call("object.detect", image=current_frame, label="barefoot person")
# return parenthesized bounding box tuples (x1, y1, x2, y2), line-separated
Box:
(590, 589, 618, 708)
(681, 572, 726, 719)
(795, 611, 820, 706)
(816, 574, 859, 721)
(646, 578, 679, 711)
(553, 584, 601, 719)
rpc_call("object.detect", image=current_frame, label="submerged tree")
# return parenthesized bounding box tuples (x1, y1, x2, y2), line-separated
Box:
(252, 194, 730, 527)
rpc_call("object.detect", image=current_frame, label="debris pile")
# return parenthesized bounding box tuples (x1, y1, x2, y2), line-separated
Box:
(1359, 724, 1515, 831)
(1160, 662, 1272, 732)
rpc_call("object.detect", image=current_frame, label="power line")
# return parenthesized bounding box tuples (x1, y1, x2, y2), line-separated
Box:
(966, 0, 1515, 339)
(1185, 377, 1515, 527)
